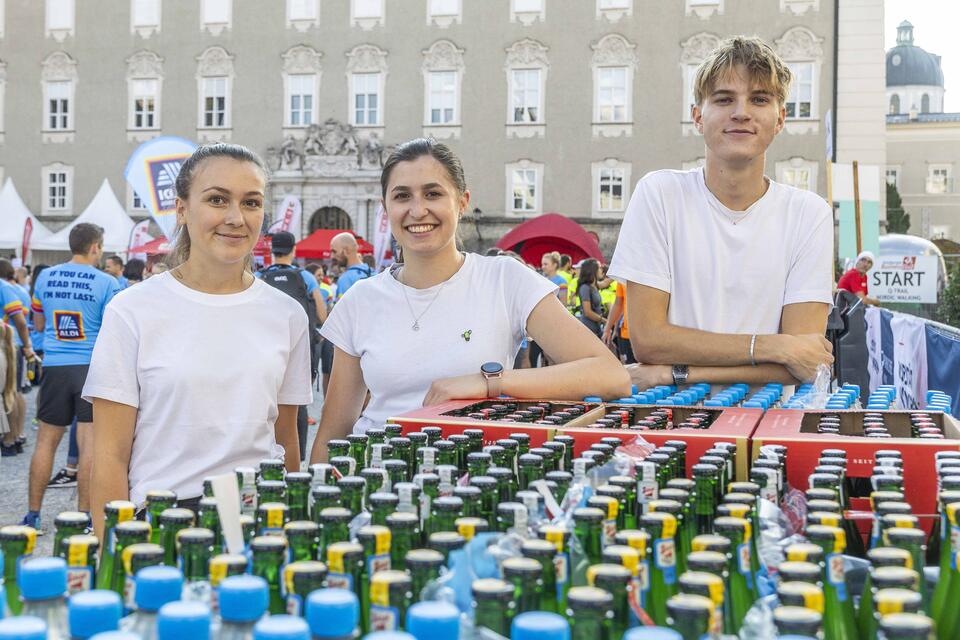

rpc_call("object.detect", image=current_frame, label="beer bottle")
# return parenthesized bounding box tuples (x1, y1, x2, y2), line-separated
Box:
(427, 531, 466, 562)
(284, 521, 320, 563)
(778, 580, 825, 616)
(517, 454, 545, 491)
(284, 472, 311, 522)
(62, 534, 98, 596)
(158, 507, 194, 568)
(240, 515, 256, 551)
(367, 427, 387, 450)
(318, 507, 352, 559)
(678, 571, 725, 636)
(497, 502, 529, 535)
(421, 426, 442, 446)
(96, 500, 136, 589)
(366, 493, 397, 527)
(348, 433, 369, 467)
(531, 447, 559, 474)
(612, 532, 651, 610)
(384, 423, 403, 439)
(554, 435, 575, 471)
(639, 512, 679, 626)
(606, 477, 637, 530)
(456, 517, 490, 541)
(121, 542, 164, 612)
(283, 561, 327, 616)
(143, 492, 177, 545)
(710, 517, 753, 630)
(587, 496, 618, 547)
(805, 524, 859, 640)
(259, 459, 286, 482)
(394, 481, 421, 518)
(405, 549, 445, 601)
(428, 496, 463, 536)
(330, 455, 356, 479)
(874, 587, 923, 626)
(488, 466, 517, 503)
(542, 442, 567, 472)
(415, 446, 439, 475)
(209, 553, 249, 614)
(327, 438, 351, 460)
(462, 428, 483, 454)
(547, 471, 573, 504)
(358, 525, 393, 628)
(495, 439, 519, 472)
(386, 513, 420, 568)
(337, 476, 366, 516)
(413, 473, 440, 531)
(53, 511, 91, 559)
(368, 570, 414, 632)
(540, 524, 573, 609)
(877, 612, 935, 639)
(257, 480, 287, 506)
(110, 521, 151, 596)
(311, 486, 342, 521)
(197, 497, 223, 555)
(858, 547, 913, 637)
(326, 541, 366, 627)
(930, 491, 960, 623)
(521, 539, 559, 613)
(647, 500, 685, 575)
(466, 452, 491, 478)
(510, 432, 531, 456)
(256, 502, 289, 537)
(385, 460, 408, 489)
(692, 464, 717, 536)
(361, 467, 389, 500)
(665, 593, 716, 640)
(472, 578, 515, 636)
(773, 606, 823, 637)
(1, 525, 37, 615)
(587, 563, 632, 638)
(236, 467, 258, 517)
(573, 507, 605, 570)
(453, 485, 483, 519)
(777, 560, 823, 586)
(883, 527, 928, 608)
(389, 438, 414, 479)
(596, 485, 628, 530)
(178, 527, 214, 604)
(434, 440, 457, 468)
(468, 476, 498, 529)
(566, 586, 614, 640)
(251, 535, 289, 614)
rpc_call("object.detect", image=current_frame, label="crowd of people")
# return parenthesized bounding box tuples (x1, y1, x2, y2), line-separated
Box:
(2, 35, 841, 531)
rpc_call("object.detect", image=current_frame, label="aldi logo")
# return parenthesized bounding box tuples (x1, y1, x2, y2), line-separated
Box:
(145, 155, 189, 216)
(53, 311, 85, 341)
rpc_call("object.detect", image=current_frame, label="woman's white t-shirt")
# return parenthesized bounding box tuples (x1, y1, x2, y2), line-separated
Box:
(320, 253, 556, 434)
(82, 272, 313, 506)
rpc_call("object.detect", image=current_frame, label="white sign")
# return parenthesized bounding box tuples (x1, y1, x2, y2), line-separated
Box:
(868, 255, 938, 304)
(268, 195, 302, 239)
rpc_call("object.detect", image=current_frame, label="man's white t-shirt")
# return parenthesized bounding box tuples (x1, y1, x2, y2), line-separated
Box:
(82, 272, 313, 506)
(608, 167, 833, 335)
(320, 253, 556, 434)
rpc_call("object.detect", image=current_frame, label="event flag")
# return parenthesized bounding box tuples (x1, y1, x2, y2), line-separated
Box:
(372, 203, 392, 270)
(21, 218, 32, 265)
(268, 195, 302, 238)
(124, 136, 196, 242)
(127, 219, 155, 263)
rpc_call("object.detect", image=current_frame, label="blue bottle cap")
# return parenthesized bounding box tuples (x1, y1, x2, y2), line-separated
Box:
(307, 588, 359, 638)
(253, 615, 310, 640)
(19, 557, 67, 600)
(88, 633, 143, 640)
(157, 601, 211, 640)
(655, 399, 675, 406)
(0, 617, 47, 640)
(583, 396, 603, 403)
(220, 575, 269, 623)
(693, 382, 712, 392)
(630, 384, 638, 395)
(511, 611, 570, 640)
(623, 627, 683, 640)
(615, 397, 637, 404)
(364, 633, 417, 640)
(135, 566, 183, 611)
(406, 601, 460, 640)
(69, 590, 123, 640)
(703, 399, 725, 408)
(664, 384, 677, 393)
(742, 400, 765, 409)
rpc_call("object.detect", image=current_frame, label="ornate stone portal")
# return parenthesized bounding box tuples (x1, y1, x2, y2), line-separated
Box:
(265, 118, 393, 238)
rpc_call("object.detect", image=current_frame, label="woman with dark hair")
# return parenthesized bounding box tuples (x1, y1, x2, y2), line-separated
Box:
(84, 143, 311, 537)
(122, 258, 146, 284)
(310, 139, 629, 457)
(577, 258, 606, 337)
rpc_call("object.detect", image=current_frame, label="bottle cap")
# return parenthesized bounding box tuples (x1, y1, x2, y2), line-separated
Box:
(253, 614, 310, 640)
(306, 588, 358, 638)
(68, 589, 123, 639)
(511, 611, 570, 640)
(19, 557, 67, 600)
(364, 634, 416, 640)
(407, 601, 460, 640)
(220, 575, 269, 623)
(0, 617, 47, 640)
(83, 633, 142, 640)
(157, 601, 211, 640)
(134, 566, 183, 611)
(623, 627, 683, 640)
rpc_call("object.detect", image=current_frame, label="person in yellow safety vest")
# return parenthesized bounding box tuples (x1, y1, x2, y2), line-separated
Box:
(599, 263, 617, 314)
(557, 254, 575, 310)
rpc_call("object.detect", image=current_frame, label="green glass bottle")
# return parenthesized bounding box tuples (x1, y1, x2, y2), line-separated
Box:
(240, 515, 256, 550)
(874, 587, 923, 631)
(53, 511, 91, 560)
(236, 466, 259, 516)
(518, 453, 545, 490)
(466, 452, 491, 478)
(250, 534, 288, 614)
(62, 534, 99, 596)
(428, 496, 463, 536)
(555, 435, 575, 471)
(472, 578, 516, 636)
(414, 473, 440, 535)
(394, 481, 422, 518)
(778, 580, 826, 616)
(638, 511, 679, 626)
(142, 491, 176, 545)
(259, 458, 286, 482)
(597, 485, 628, 530)
(109, 520, 151, 596)
(358, 524, 394, 628)
(0, 525, 37, 614)
(587, 495, 619, 547)
(369, 492, 400, 526)
(427, 531, 466, 563)
(546, 471, 573, 504)
(422, 426, 442, 446)
(566, 586, 614, 640)
(318, 507, 353, 558)
(455, 517, 490, 542)
(198, 497, 223, 555)
(311, 485, 342, 521)
(257, 502, 290, 536)
(385, 460, 408, 489)
(327, 438, 351, 459)
(121, 542, 164, 611)
(805, 524, 859, 640)
(713, 515, 755, 629)
(496, 438, 519, 472)
(158, 507, 194, 567)
(488, 467, 517, 504)
(717, 499, 762, 590)
(389, 437, 414, 479)
(209, 553, 249, 613)
(368, 570, 414, 632)
(387, 512, 420, 567)
(587, 563, 632, 639)
(178, 527, 214, 603)
(879, 612, 936, 638)
(497, 502, 528, 535)
(607, 536, 649, 610)
(434, 440, 457, 467)
(858, 547, 914, 639)
(678, 570, 726, 636)
(361, 467, 389, 500)
(96, 500, 137, 589)
(338, 475, 367, 516)
(607, 477, 637, 530)
(347, 433, 368, 468)
(331, 455, 357, 479)
(283, 560, 327, 617)
(573, 507, 605, 571)
(257, 479, 287, 506)
(510, 432, 531, 456)
(540, 524, 573, 609)
(285, 520, 320, 562)
(929, 490, 960, 625)
(415, 446, 439, 475)
(326, 541, 366, 627)
(773, 606, 823, 637)
(284, 472, 311, 522)
(453, 485, 483, 518)
(647, 499, 685, 575)
(405, 548, 445, 601)
(883, 527, 928, 610)
(692, 463, 718, 536)
(665, 593, 716, 640)
(521, 539, 559, 613)
(469, 476, 498, 529)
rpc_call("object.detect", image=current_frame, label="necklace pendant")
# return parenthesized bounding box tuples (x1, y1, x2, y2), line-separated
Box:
(412, 321, 420, 331)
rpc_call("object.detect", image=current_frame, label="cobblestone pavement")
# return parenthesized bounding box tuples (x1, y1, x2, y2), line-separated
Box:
(0, 384, 325, 557)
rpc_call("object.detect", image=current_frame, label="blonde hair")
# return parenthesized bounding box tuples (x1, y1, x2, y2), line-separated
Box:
(543, 251, 561, 268)
(693, 36, 792, 107)
(0, 325, 15, 414)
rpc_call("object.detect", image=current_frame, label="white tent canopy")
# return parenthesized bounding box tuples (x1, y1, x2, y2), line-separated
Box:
(32, 179, 136, 253)
(0, 178, 54, 251)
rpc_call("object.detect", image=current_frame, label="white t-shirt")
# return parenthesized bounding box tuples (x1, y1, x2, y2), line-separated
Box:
(608, 167, 833, 335)
(320, 253, 556, 434)
(82, 272, 313, 506)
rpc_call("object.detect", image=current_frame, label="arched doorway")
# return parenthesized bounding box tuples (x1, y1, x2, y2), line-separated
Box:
(309, 206, 352, 232)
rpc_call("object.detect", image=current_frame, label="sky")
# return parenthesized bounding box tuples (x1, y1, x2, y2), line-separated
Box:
(885, 0, 960, 112)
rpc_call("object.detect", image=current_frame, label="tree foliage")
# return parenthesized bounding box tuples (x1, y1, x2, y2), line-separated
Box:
(887, 182, 911, 234)
(937, 262, 960, 328)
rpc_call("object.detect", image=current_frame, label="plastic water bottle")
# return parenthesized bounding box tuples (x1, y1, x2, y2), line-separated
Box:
(510, 612, 569, 640)
(253, 615, 310, 640)
(69, 590, 123, 639)
(406, 602, 459, 640)
(0, 617, 47, 640)
(87, 633, 142, 640)
(157, 601, 211, 640)
(122, 566, 184, 640)
(19, 557, 70, 640)
(215, 576, 269, 640)
(363, 634, 415, 640)
(306, 589, 359, 640)
(623, 627, 682, 640)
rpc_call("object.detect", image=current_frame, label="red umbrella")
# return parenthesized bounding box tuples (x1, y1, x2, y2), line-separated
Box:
(495, 213, 604, 265)
(127, 237, 172, 255)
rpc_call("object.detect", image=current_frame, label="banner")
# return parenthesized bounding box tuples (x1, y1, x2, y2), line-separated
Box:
(868, 255, 938, 304)
(890, 313, 928, 410)
(267, 195, 302, 238)
(926, 324, 960, 415)
(865, 306, 883, 392)
(832, 163, 881, 261)
(124, 137, 196, 242)
(127, 220, 155, 263)
(371, 203, 392, 270)
(21, 218, 32, 265)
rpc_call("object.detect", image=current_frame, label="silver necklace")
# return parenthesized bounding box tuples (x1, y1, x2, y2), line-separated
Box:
(397, 255, 462, 331)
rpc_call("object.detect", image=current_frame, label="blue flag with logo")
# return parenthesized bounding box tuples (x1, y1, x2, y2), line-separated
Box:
(124, 136, 196, 241)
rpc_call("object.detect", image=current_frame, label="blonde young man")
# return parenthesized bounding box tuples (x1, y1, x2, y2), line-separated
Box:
(608, 37, 834, 389)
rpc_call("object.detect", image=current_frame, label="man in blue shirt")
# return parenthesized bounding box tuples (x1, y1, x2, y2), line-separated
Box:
(23, 223, 121, 530)
(0, 260, 35, 457)
(105, 255, 128, 289)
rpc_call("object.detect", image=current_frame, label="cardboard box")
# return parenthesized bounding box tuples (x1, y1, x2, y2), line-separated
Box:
(752, 409, 960, 533)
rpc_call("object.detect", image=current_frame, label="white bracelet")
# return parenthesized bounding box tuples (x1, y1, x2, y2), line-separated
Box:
(749, 334, 758, 366)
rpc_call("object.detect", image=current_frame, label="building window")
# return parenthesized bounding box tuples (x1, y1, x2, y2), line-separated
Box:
(429, 0, 459, 17)
(352, 73, 380, 125)
(286, 74, 316, 126)
(132, 189, 146, 210)
(41, 51, 77, 140)
(505, 39, 549, 137)
(921, 94, 930, 114)
(131, 79, 158, 129)
(428, 71, 457, 124)
(511, 69, 541, 123)
(785, 62, 813, 118)
(42, 164, 73, 214)
(46, 0, 74, 40)
(885, 168, 900, 190)
(512, 169, 537, 212)
(686, 0, 723, 18)
(287, 0, 318, 21)
(591, 34, 637, 137)
(131, 0, 160, 32)
(202, 77, 227, 127)
(45, 81, 71, 130)
(592, 159, 631, 216)
(196, 46, 234, 138)
(679, 33, 720, 131)
(683, 64, 699, 122)
(889, 94, 900, 115)
(201, 0, 231, 34)
(597, 67, 627, 122)
(775, 157, 818, 192)
(511, 0, 544, 25)
(351, 0, 383, 28)
(927, 165, 952, 194)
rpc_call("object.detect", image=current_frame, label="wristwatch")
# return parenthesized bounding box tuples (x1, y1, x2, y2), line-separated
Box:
(671, 364, 689, 387)
(481, 362, 504, 398)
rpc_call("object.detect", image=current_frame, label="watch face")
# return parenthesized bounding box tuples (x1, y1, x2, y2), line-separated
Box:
(481, 362, 504, 375)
